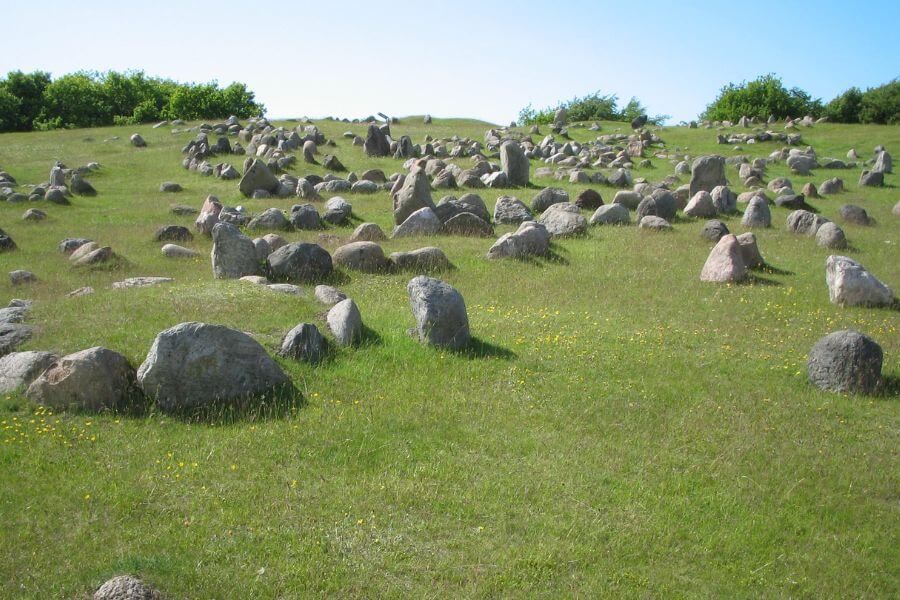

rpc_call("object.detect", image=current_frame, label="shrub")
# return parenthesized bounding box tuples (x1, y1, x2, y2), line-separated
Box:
(518, 91, 666, 126)
(858, 80, 900, 125)
(701, 74, 822, 122)
(0, 70, 265, 132)
(824, 87, 863, 123)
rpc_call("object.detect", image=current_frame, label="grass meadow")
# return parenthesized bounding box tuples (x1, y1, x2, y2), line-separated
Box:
(0, 117, 897, 598)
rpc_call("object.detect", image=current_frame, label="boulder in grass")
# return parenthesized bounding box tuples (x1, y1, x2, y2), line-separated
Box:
(786, 209, 828, 236)
(93, 575, 161, 600)
(735, 232, 764, 269)
(700, 220, 729, 242)
(137, 322, 292, 414)
(314, 285, 347, 306)
(0, 351, 59, 394)
(638, 215, 671, 231)
(159, 182, 182, 193)
(825, 255, 894, 307)
(266, 242, 333, 283)
(332, 241, 390, 273)
(393, 207, 442, 238)
(326, 298, 363, 346)
(684, 191, 717, 218)
(590, 203, 630, 225)
(700, 234, 746, 283)
(392, 168, 434, 225)
(407, 276, 470, 350)
(815, 222, 848, 249)
(538, 203, 587, 237)
(487, 221, 551, 259)
(279, 323, 328, 363)
(349, 222, 387, 242)
(390, 246, 451, 272)
(211, 222, 258, 279)
(689, 155, 726, 195)
(26, 347, 139, 412)
(807, 330, 883, 395)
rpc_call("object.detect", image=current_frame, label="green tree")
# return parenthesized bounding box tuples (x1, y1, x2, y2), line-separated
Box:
(701, 74, 822, 121)
(0, 70, 51, 130)
(0, 88, 21, 131)
(824, 87, 863, 123)
(858, 80, 900, 124)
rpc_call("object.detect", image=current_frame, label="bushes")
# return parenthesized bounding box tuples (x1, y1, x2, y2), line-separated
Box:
(518, 91, 667, 126)
(0, 70, 265, 132)
(857, 80, 900, 124)
(701, 74, 823, 122)
(703, 75, 899, 124)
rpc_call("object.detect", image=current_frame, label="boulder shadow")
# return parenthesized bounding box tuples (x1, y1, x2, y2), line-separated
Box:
(357, 324, 384, 347)
(740, 274, 782, 287)
(454, 336, 517, 360)
(757, 263, 794, 277)
(160, 384, 306, 425)
(879, 375, 900, 398)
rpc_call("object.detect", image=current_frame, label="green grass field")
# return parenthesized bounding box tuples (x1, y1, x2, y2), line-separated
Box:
(0, 117, 897, 598)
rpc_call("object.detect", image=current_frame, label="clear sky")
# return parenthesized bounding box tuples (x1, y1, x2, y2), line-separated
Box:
(2, 0, 898, 124)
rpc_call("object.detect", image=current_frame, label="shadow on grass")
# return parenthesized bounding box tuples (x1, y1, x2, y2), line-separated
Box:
(758, 263, 794, 276)
(457, 336, 517, 360)
(741, 274, 782, 286)
(879, 375, 900, 398)
(156, 384, 306, 425)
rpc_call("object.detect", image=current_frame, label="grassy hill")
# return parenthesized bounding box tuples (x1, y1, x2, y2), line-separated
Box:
(0, 117, 897, 598)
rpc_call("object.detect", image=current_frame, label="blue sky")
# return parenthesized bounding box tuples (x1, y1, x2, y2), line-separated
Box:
(2, 0, 898, 124)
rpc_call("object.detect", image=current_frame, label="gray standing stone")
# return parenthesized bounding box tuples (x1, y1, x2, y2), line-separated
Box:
(741, 196, 771, 228)
(239, 159, 279, 196)
(538, 203, 587, 237)
(393, 168, 434, 225)
(323, 196, 353, 225)
(689, 155, 727, 195)
(327, 298, 362, 346)
(137, 322, 292, 413)
(290, 204, 322, 230)
(315, 285, 347, 306)
(500, 141, 529, 186)
(816, 222, 848, 249)
(858, 170, 883, 187)
(826, 255, 894, 307)
(211, 222, 259, 279)
(407, 276, 470, 350)
(364, 124, 391, 157)
(700, 234, 746, 283)
(786, 210, 828, 236)
(280, 323, 327, 363)
(684, 191, 717, 218)
(808, 330, 883, 394)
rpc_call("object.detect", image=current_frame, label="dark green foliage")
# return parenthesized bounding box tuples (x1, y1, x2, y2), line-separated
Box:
(0, 70, 51, 131)
(824, 87, 863, 123)
(518, 91, 667, 126)
(701, 74, 823, 122)
(0, 70, 265, 132)
(857, 80, 900, 125)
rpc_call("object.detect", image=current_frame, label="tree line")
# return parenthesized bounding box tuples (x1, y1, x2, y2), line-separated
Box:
(518, 75, 898, 126)
(0, 70, 265, 132)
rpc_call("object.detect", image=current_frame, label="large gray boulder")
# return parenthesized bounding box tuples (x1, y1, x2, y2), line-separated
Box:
(407, 276, 470, 350)
(0, 351, 58, 393)
(323, 196, 353, 225)
(538, 203, 587, 237)
(807, 330, 883, 394)
(487, 221, 550, 259)
(590, 203, 630, 225)
(137, 322, 292, 413)
(364, 124, 391, 157)
(93, 575, 160, 600)
(211, 222, 259, 279)
(26, 347, 138, 412)
(700, 234, 747, 283)
(825, 255, 894, 307)
(266, 242, 333, 283)
(239, 159, 279, 196)
(684, 191, 717, 218)
(689, 155, 727, 195)
(786, 210, 828, 236)
(390, 246, 451, 272)
(500, 141, 529, 186)
(531, 187, 569, 212)
(815, 222, 848, 249)
(393, 207, 442, 238)
(393, 168, 434, 224)
(741, 196, 771, 228)
(247, 208, 292, 231)
(326, 298, 362, 346)
(332, 241, 390, 273)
